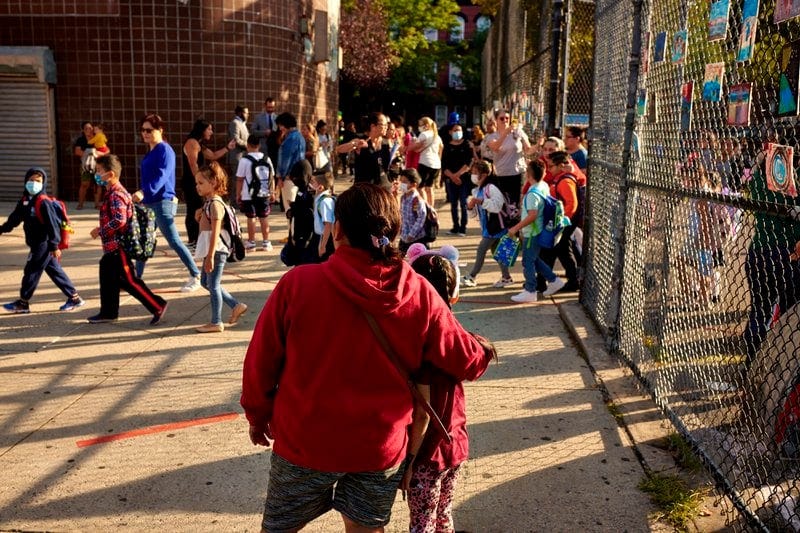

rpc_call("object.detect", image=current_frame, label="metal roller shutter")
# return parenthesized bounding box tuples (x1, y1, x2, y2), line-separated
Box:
(0, 79, 57, 200)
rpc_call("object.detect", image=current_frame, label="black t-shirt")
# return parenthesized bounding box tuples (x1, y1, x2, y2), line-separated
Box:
(441, 141, 474, 177)
(353, 137, 391, 189)
(74, 134, 91, 152)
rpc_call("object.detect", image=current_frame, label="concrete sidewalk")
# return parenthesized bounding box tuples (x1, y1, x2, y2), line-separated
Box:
(0, 189, 715, 531)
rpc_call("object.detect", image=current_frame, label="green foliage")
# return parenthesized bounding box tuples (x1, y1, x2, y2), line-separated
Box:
(472, 0, 501, 17)
(666, 432, 705, 472)
(639, 474, 708, 531)
(341, 0, 482, 93)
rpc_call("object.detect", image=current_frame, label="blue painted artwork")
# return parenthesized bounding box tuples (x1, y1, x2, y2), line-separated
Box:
(709, 0, 730, 41)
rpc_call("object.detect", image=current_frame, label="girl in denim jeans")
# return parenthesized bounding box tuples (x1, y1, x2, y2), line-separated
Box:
(193, 162, 247, 333)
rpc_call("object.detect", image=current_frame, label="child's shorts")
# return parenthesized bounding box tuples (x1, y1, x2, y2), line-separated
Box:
(262, 452, 406, 532)
(240, 197, 270, 219)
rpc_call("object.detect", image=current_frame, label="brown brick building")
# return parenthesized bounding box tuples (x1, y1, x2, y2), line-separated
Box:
(0, 1, 339, 200)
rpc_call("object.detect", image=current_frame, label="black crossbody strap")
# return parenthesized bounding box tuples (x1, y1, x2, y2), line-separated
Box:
(363, 311, 452, 443)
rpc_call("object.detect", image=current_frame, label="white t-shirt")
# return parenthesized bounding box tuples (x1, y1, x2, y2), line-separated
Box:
(417, 130, 442, 169)
(236, 151, 273, 200)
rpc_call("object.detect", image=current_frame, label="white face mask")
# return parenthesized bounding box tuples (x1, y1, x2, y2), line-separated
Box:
(399, 182, 409, 193)
(470, 174, 480, 185)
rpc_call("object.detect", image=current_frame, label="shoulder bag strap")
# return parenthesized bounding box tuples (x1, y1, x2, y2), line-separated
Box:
(210, 197, 232, 249)
(363, 311, 452, 443)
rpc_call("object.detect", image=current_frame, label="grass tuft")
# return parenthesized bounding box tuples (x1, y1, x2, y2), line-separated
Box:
(639, 473, 708, 531)
(666, 432, 705, 472)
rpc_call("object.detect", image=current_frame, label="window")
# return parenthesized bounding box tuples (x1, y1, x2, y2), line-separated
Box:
(448, 63, 465, 90)
(451, 16, 465, 42)
(476, 15, 492, 33)
(424, 28, 439, 42)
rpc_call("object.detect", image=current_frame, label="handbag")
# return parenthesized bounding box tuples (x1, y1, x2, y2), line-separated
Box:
(313, 147, 329, 171)
(363, 311, 452, 443)
(493, 234, 521, 267)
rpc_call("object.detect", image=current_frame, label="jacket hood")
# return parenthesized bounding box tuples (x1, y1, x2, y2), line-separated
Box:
(321, 245, 422, 316)
(25, 167, 48, 189)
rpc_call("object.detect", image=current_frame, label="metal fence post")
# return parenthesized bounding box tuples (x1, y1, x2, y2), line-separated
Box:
(547, 0, 564, 135)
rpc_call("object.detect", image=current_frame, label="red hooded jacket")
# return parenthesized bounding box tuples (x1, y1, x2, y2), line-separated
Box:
(241, 245, 493, 472)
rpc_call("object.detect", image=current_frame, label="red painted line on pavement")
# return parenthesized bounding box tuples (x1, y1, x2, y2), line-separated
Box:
(76, 412, 239, 447)
(458, 298, 546, 306)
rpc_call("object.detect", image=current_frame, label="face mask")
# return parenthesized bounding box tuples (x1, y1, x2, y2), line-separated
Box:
(94, 173, 108, 187)
(452, 131, 463, 141)
(470, 174, 480, 185)
(25, 180, 43, 195)
(399, 182, 409, 193)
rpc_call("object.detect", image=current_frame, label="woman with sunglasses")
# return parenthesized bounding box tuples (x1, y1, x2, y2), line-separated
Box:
(134, 113, 202, 292)
(485, 109, 534, 207)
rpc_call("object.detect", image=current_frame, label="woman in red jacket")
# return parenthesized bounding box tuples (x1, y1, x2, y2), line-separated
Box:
(242, 183, 494, 533)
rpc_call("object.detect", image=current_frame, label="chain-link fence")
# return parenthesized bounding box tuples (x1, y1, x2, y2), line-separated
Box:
(484, 0, 800, 529)
(481, 0, 594, 138)
(586, 0, 800, 529)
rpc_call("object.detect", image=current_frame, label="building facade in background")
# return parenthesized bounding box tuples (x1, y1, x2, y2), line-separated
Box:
(0, 0, 339, 200)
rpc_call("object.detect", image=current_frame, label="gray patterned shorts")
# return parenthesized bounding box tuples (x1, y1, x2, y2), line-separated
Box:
(262, 452, 407, 532)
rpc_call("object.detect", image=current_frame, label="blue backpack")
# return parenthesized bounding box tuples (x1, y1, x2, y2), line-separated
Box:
(532, 190, 569, 249)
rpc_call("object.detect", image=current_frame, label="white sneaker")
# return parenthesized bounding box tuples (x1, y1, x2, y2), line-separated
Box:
(181, 275, 201, 292)
(492, 277, 514, 288)
(262, 240, 273, 251)
(245, 240, 257, 250)
(542, 277, 566, 297)
(462, 275, 476, 287)
(511, 290, 538, 303)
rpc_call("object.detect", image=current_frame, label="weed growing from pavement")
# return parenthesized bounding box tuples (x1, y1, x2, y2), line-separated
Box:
(639, 473, 708, 531)
(666, 432, 705, 472)
(606, 401, 624, 421)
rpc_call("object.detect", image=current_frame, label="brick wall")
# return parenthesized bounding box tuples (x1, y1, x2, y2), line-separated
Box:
(0, 0, 338, 199)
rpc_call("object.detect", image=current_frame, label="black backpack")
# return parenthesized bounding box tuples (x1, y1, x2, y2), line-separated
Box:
(414, 197, 439, 243)
(243, 154, 273, 198)
(119, 202, 158, 261)
(205, 198, 246, 262)
(280, 190, 316, 266)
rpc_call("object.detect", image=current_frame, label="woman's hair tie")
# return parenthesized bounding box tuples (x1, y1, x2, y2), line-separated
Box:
(371, 234, 390, 248)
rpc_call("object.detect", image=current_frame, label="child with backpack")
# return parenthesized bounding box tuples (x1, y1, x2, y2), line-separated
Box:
(462, 160, 515, 289)
(506, 159, 566, 303)
(309, 172, 336, 262)
(89, 155, 168, 325)
(0, 167, 84, 314)
(402, 243, 496, 532)
(194, 161, 248, 333)
(398, 168, 429, 254)
(236, 134, 274, 252)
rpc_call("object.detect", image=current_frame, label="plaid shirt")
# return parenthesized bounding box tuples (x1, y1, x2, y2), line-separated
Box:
(99, 181, 132, 253)
(400, 190, 427, 241)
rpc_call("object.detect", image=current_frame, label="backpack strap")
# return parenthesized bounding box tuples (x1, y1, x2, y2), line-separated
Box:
(33, 195, 46, 223)
(209, 196, 235, 250)
(362, 311, 452, 443)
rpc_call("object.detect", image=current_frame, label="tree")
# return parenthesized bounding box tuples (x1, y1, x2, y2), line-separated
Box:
(340, 0, 396, 88)
(340, 0, 466, 92)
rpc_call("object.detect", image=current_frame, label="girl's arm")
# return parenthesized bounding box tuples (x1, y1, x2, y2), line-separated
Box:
(205, 199, 223, 273)
(400, 383, 431, 494)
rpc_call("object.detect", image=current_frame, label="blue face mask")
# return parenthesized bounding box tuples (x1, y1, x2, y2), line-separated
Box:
(25, 180, 43, 195)
(452, 131, 463, 141)
(94, 173, 108, 187)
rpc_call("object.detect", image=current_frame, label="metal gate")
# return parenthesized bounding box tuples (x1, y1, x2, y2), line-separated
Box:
(0, 78, 57, 200)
